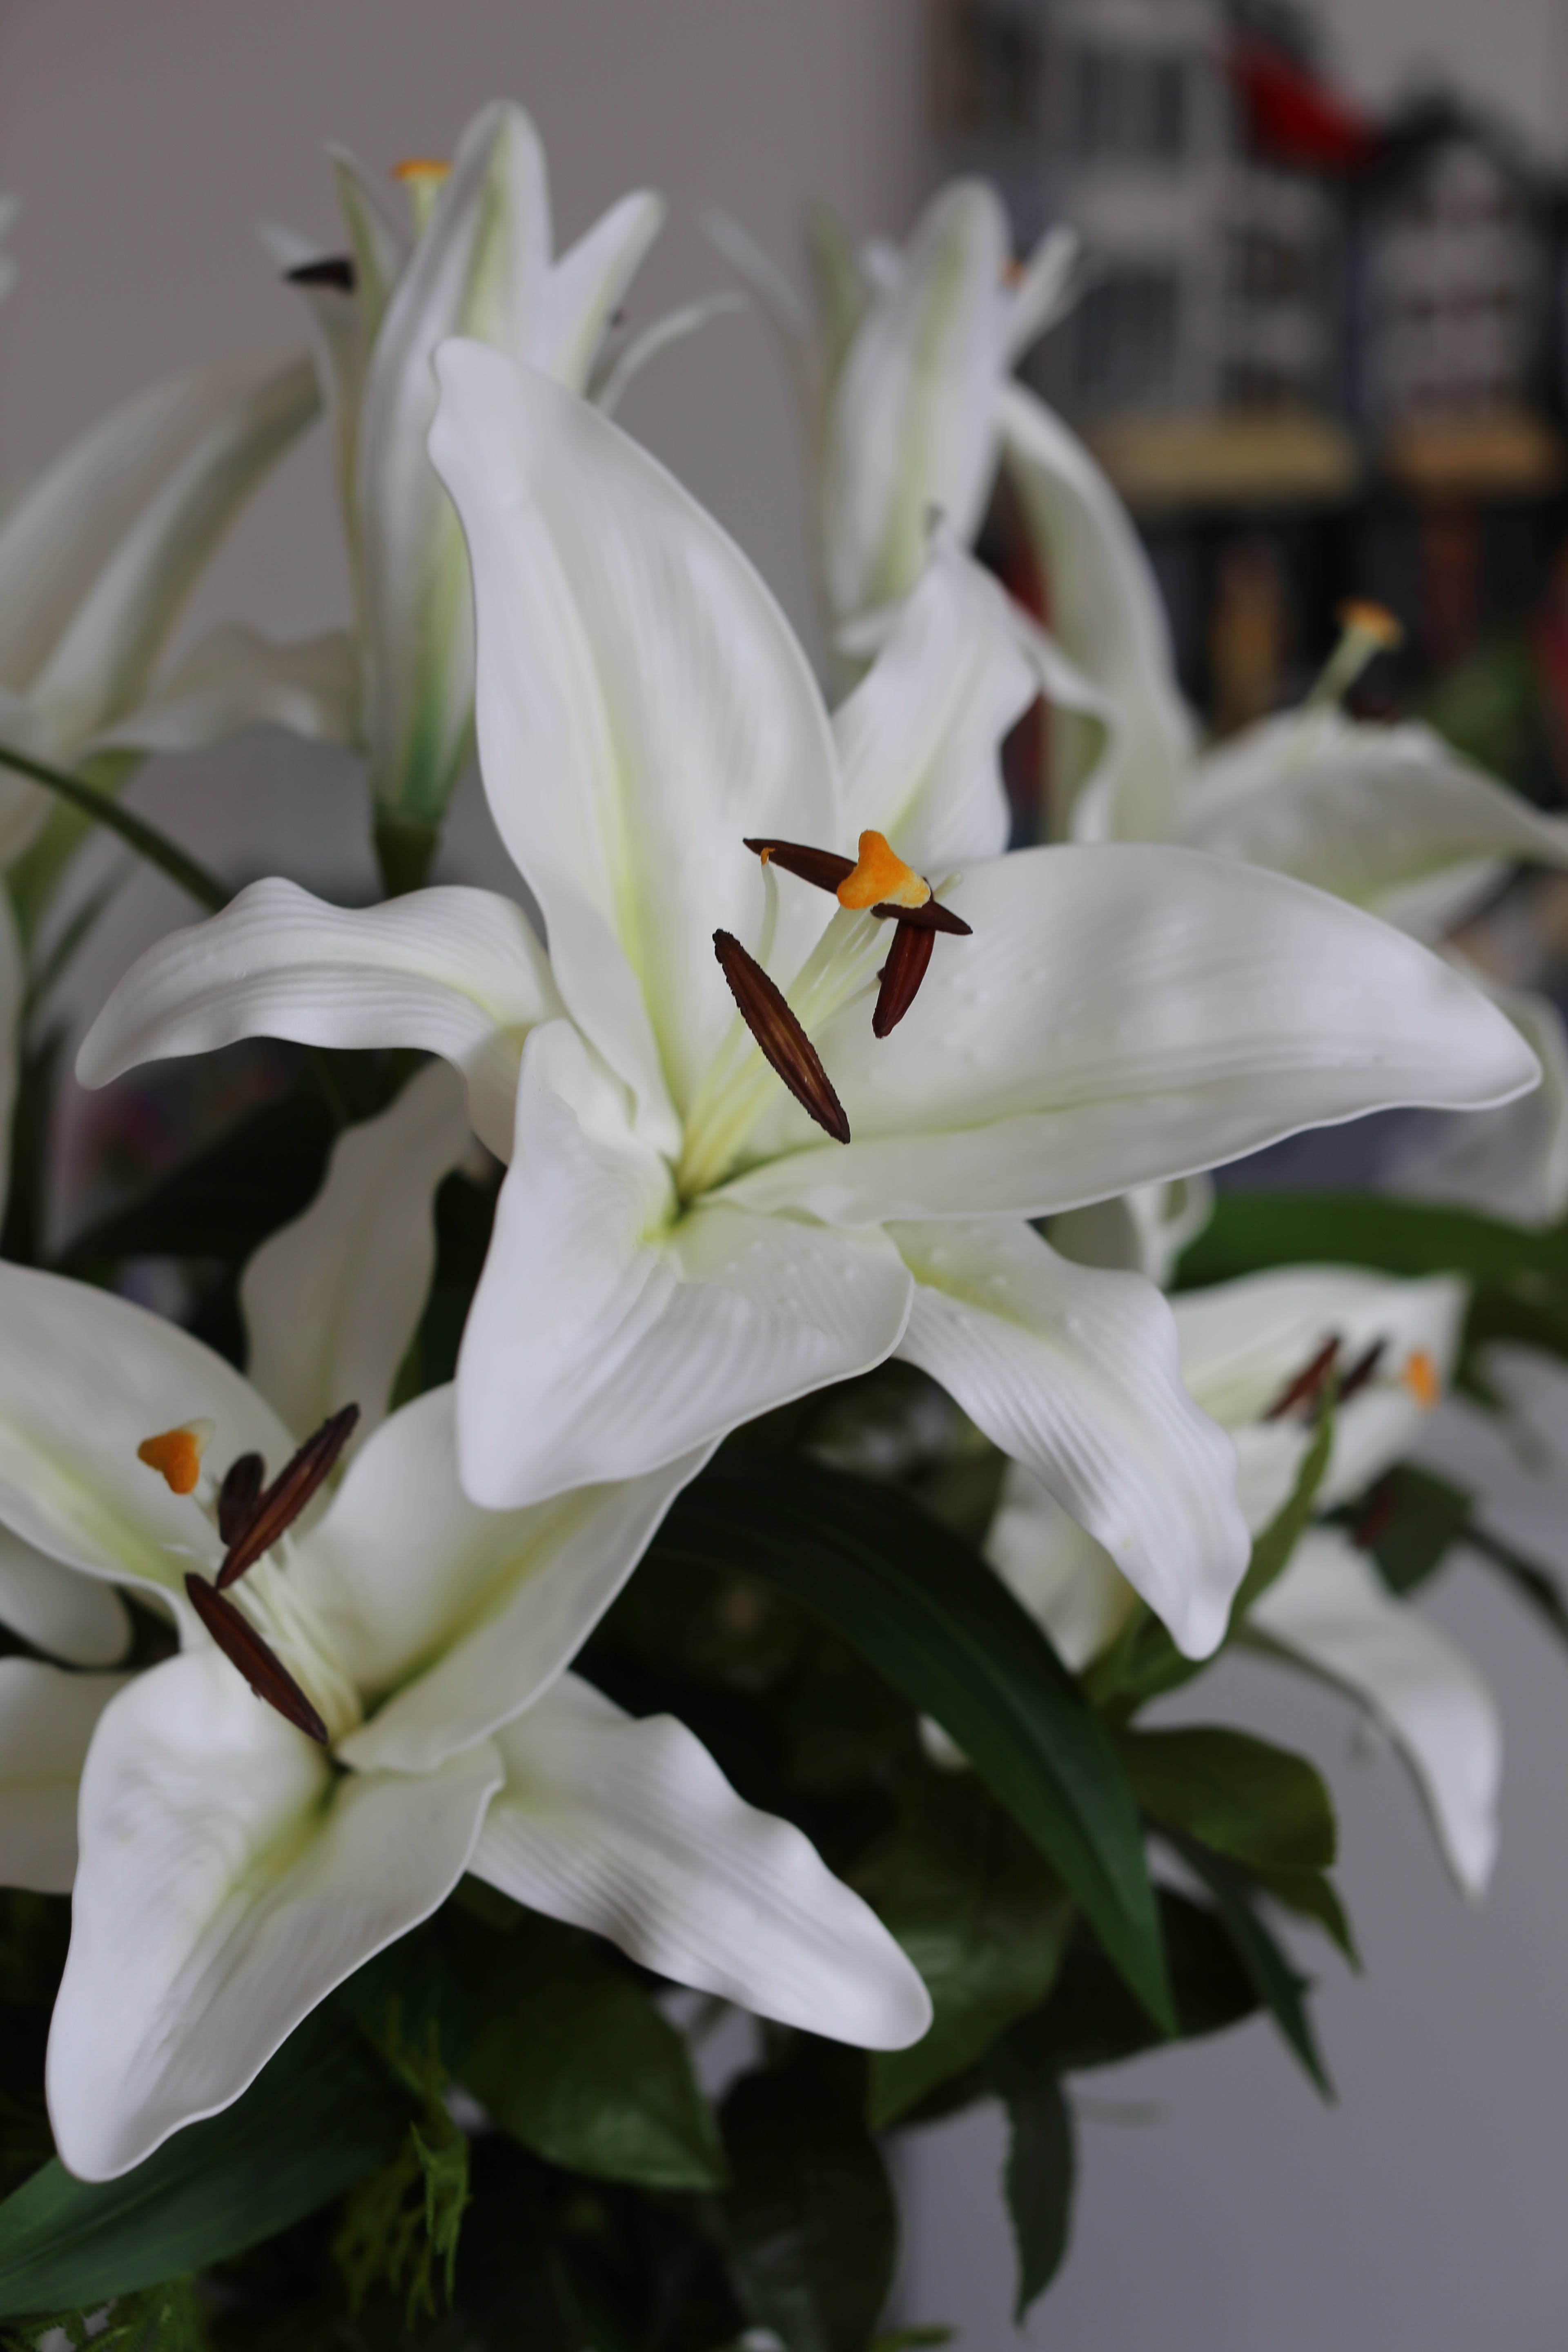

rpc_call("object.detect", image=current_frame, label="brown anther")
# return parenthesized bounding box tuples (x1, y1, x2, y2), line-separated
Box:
(743, 837, 854, 894)
(871, 898, 972, 935)
(873, 920, 936, 1037)
(218, 1452, 266, 1548)
(216, 1404, 360, 1590)
(1352, 1476, 1397, 1552)
(185, 1574, 329, 1744)
(713, 931, 850, 1144)
(1336, 1339, 1388, 1407)
(1262, 1336, 1341, 1422)
(285, 255, 357, 293)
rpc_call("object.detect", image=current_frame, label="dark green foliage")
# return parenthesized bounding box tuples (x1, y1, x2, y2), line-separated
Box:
(984, 2017, 1075, 2320)
(865, 1770, 1074, 2127)
(1172, 1839, 1332, 2097)
(660, 1451, 1174, 2033)
(720, 2060, 897, 2352)
(1117, 1726, 1336, 1873)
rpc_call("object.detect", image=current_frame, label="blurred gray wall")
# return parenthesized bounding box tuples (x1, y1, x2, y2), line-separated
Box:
(9, 5, 1568, 2348)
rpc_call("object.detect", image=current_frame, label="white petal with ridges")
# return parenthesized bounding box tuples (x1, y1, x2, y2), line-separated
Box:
(0, 1662, 128, 1893)
(47, 1650, 501, 2179)
(1245, 1526, 1501, 1897)
(893, 1221, 1246, 1657)
(430, 341, 841, 1138)
(0, 1526, 130, 1666)
(983, 1463, 1138, 1673)
(306, 1387, 704, 1773)
(822, 181, 1009, 621)
(77, 878, 559, 1161)
(833, 538, 1033, 871)
(474, 1675, 931, 2049)
(728, 845, 1540, 1224)
(242, 1062, 471, 1442)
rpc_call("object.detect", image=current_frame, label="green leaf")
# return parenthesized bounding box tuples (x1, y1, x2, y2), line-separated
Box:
(720, 2067, 896, 2352)
(983, 2016, 1074, 2322)
(1172, 1837, 1332, 2098)
(0, 1996, 410, 2315)
(55, 1086, 338, 1275)
(1116, 1726, 1336, 1873)
(869, 2330, 956, 2350)
(1252, 1864, 1360, 1965)
(660, 1453, 1173, 2034)
(1362, 1464, 1473, 1597)
(452, 1910, 726, 2191)
(0, 738, 229, 915)
(1033, 1891, 1257, 2074)
(1176, 1189, 1568, 1290)
(866, 1772, 1074, 2128)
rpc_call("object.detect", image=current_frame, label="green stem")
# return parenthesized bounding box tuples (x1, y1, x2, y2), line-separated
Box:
(0, 739, 229, 914)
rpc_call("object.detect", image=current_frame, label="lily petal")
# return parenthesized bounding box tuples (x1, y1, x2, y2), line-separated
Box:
(0, 1262, 291, 1604)
(93, 624, 361, 757)
(892, 1221, 1247, 1657)
(0, 883, 18, 1235)
(358, 102, 550, 824)
(1382, 968, 1568, 1225)
(305, 1388, 705, 1774)
(455, 1022, 912, 1507)
(429, 340, 841, 1140)
(0, 1662, 129, 1893)
(1246, 1526, 1501, 1898)
(47, 1649, 501, 2179)
(983, 1462, 1138, 1673)
(833, 536, 1035, 872)
(729, 845, 1541, 1224)
(327, 144, 410, 341)
(1, 355, 320, 755)
(241, 1062, 471, 1443)
(531, 191, 665, 390)
(1002, 224, 1081, 363)
(821, 180, 1009, 621)
(0, 1525, 131, 1666)
(1182, 711, 1568, 930)
(77, 877, 559, 1162)
(473, 1674, 932, 2049)
(998, 382, 1193, 841)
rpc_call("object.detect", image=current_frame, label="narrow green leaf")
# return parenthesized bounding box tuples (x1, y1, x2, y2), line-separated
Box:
(1176, 1189, 1568, 1290)
(1117, 1726, 1336, 1874)
(869, 2329, 956, 2350)
(720, 2068, 896, 2352)
(984, 2016, 1074, 2322)
(1363, 1465, 1473, 1597)
(866, 1773, 1074, 2128)
(0, 1998, 410, 2315)
(452, 1911, 726, 2191)
(1172, 1837, 1332, 2098)
(660, 1453, 1173, 2033)
(0, 739, 229, 914)
(1252, 1864, 1360, 1965)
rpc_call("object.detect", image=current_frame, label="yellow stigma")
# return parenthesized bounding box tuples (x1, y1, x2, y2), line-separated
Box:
(1336, 599, 1404, 653)
(836, 830, 931, 913)
(137, 1419, 215, 1496)
(393, 157, 450, 233)
(392, 157, 450, 187)
(1401, 1348, 1441, 1410)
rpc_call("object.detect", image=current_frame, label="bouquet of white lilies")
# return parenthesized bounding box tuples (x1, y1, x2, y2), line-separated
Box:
(0, 102, 1566, 2350)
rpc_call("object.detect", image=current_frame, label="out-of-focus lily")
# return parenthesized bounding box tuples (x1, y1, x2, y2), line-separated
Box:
(0, 1194, 929, 2181)
(78, 352, 1541, 1660)
(987, 1265, 1501, 1896)
(236, 100, 666, 887)
(0, 195, 17, 306)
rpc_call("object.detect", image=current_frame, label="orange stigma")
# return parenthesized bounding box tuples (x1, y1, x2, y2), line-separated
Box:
(137, 1420, 214, 1496)
(392, 157, 450, 185)
(836, 831, 931, 914)
(1401, 1348, 1441, 1410)
(1336, 599, 1403, 652)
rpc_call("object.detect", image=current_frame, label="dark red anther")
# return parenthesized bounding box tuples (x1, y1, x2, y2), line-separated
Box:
(873, 919, 937, 1037)
(1352, 1476, 1398, 1552)
(870, 897, 971, 935)
(1336, 1339, 1388, 1407)
(217, 1452, 265, 1548)
(713, 930, 850, 1144)
(185, 1575, 329, 1744)
(1262, 1336, 1341, 1423)
(743, 837, 855, 894)
(285, 255, 356, 292)
(216, 1403, 360, 1589)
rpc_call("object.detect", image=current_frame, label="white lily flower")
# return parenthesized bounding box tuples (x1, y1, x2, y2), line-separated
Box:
(988, 1264, 1501, 1895)
(220, 101, 664, 875)
(0, 350, 320, 861)
(0, 1256, 928, 2181)
(77, 348, 1539, 1659)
